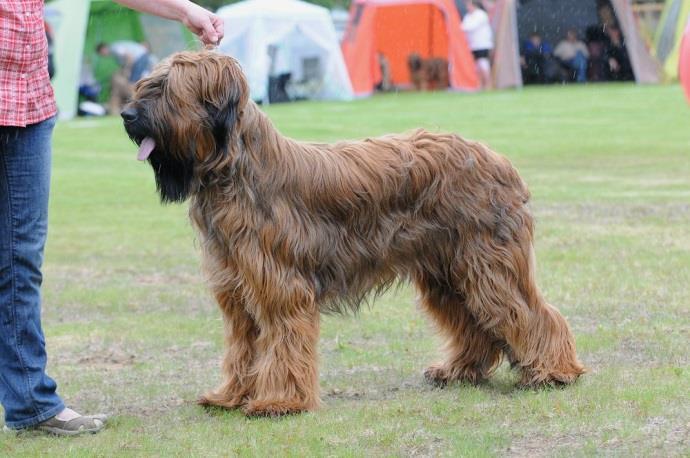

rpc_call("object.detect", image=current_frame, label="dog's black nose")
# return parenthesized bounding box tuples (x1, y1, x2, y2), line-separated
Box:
(121, 107, 138, 122)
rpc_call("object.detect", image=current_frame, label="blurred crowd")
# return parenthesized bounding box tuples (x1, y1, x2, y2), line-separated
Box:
(521, 3, 633, 85)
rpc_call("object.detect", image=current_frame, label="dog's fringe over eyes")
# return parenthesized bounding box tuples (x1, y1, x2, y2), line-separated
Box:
(122, 51, 584, 417)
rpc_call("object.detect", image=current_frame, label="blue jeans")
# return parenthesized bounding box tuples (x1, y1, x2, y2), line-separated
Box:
(565, 51, 588, 83)
(0, 116, 64, 429)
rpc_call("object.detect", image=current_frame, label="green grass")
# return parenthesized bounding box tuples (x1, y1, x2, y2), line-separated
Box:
(2, 83, 689, 456)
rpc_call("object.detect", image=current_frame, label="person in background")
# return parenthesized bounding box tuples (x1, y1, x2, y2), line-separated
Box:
(0, 0, 223, 436)
(93, 43, 122, 111)
(554, 28, 589, 83)
(462, 0, 494, 90)
(521, 32, 558, 84)
(604, 26, 634, 81)
(129, 41, 157, 83)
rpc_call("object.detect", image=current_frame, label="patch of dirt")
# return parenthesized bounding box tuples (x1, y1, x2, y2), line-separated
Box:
(78, 348, 136, 370)
(50, 337, 136, 370)
(323, 372, 432, 402)
(133, 270, 202, 286)
(505, 432, 585, 458)
(534, 203, 690, 224)
(505, 416, 690, 457)
(323, 363, 522, 403)
(583, 333, 689, 372)
(402, 429, 445, 457)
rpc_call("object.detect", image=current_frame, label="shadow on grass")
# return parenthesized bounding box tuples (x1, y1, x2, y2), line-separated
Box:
(321, 362, 573, 403)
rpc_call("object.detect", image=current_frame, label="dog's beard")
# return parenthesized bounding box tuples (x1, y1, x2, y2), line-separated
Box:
(148, 146, 195, 203)
(124, 119, 195, 203)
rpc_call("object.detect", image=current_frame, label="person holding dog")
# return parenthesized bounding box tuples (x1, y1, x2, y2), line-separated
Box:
(0, 0, 223, 436)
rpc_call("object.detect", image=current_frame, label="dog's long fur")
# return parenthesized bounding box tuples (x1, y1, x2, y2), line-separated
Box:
(123, 51, 584, 416)
(408, 53, 450, 91)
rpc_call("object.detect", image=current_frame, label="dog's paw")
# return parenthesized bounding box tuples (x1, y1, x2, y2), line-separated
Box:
(424, 363, 490, 387)
(518, 367, 585, 389)
(197, 391, 245, 410)
(242, 399, 312, 417)
(423, 364, 450, 387)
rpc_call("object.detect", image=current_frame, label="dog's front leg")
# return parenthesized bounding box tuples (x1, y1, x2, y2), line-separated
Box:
(242, 282, 321, 417)
(198, 290, 258, 409)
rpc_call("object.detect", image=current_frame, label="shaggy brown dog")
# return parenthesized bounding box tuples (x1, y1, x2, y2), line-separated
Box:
(122, 51, 584, 417)
(408, 53, 450, 91)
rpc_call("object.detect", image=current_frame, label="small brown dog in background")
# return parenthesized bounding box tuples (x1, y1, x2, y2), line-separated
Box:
(122, 51, 584, 417)
(408, 53, 450, 91)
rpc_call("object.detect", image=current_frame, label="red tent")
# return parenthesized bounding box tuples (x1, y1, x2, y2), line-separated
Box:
(341, 0, 480, 96)
(680, 20, 690, 103)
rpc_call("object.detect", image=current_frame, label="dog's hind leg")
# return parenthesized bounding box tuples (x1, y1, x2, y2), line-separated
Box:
(198, 290, 258, 409)
(416, 276, 504, 386)
(461, 233, 585, 387)
(242, 281, 321, 416)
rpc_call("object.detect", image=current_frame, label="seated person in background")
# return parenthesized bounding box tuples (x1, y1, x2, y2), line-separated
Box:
(521, 32, 560, 84)
(604, 26, 634, 81)
(554, 29, 589, 83)
(597, 2, 618, 31)
(77, 62, 106, 116)
(585, 25, 607, 82)
(93, 43, 120, 106)
(129, 41, 156, 83)
(93, 42, 142, 114)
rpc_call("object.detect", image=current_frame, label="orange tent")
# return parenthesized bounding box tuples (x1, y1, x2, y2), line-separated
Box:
(341, 0, 480, 96)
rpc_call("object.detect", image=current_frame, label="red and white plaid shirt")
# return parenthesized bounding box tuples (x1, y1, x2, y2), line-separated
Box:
(0, 1, 56, 127)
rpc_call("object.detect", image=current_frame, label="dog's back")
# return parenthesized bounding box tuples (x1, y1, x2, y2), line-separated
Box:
(263, 127, 532, 313)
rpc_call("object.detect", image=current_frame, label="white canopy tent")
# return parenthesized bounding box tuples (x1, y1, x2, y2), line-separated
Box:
(217, 0, 353, 103)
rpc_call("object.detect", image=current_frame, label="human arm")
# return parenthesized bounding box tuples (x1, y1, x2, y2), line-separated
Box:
(113, 0, 223, 45)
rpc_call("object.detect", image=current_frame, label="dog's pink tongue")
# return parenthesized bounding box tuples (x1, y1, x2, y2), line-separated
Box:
(137, 137, 155, 161)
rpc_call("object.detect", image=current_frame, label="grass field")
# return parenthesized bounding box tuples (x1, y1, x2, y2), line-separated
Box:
(1, 83, 689, 456)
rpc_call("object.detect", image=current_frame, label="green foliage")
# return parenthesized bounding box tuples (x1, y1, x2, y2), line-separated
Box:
(0, 84, 688, 455)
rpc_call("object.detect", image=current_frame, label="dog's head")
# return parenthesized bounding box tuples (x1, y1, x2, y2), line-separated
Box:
(122, 51, 249, 203)
(408, 53, 423, 72)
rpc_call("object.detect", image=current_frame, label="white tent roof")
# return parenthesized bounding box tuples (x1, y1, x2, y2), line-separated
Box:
(217, 0, 353, 102)
(218, 0, 328, 18)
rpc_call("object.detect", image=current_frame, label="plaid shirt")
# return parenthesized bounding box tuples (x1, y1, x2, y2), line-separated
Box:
(0, 1, 56, 127)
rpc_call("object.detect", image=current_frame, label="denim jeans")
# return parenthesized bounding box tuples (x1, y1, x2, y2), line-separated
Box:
(0, 116, 64, 429)
(565, 51, 588, 83)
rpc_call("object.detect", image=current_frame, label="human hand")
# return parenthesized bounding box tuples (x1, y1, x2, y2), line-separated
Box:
(181, 2, 224, 46)
(608, 58, 619, 72)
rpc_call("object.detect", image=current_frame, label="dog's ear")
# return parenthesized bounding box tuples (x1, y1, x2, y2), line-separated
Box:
(207, 55, 249, 157)
(164, 52, 249, 168)
(209, 101, 237, 154)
